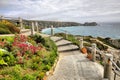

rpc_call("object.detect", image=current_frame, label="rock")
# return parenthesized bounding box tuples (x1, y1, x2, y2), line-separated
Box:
(83, 22, 97, 26)
(109, 39, 120, 48)
(46, 71, 49, 76)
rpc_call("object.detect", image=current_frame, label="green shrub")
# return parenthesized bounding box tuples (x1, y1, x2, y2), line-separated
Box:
(0, 49, 8, 66)
(4, 53, 16, 66)
(0, 78, 6, 80)
(42, 58, 49, 65)
(0, 65, 22, 80)
(0, 59, 7, 66)
(0, 49, 16, 66)
(0, 20, 20, 34)
(30, 34, 45, 44)
(10, 70, 21, 80)
(4, 42, 13, 51)
(31, 62, 39, 70)
(44, 37, 57, 52)
(7, 24, 20, 34)
(37, 72, 45, 80)
(0, 28, 11, 34)
(22, 74, 35, 80)
(32, 55, 41, 63)
(0, 36, 14, 43)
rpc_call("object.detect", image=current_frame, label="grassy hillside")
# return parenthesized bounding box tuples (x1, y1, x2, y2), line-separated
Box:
(0, 20, 20, 34)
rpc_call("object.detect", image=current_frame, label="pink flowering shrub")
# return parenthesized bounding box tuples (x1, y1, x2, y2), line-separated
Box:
(12, 34, 42, 63)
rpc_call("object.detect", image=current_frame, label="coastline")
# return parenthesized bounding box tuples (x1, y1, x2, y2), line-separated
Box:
(41, 25, 120, 39)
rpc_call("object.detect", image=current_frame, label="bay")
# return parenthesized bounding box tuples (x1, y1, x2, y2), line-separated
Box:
(42, 23, 120, 39)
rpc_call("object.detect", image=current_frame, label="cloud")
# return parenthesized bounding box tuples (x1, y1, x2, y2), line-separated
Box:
(0, 0, 120, 22)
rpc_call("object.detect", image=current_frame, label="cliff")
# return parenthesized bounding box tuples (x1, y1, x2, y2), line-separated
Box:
(8, 19, 97, 28)
(83, 22, 97, 26)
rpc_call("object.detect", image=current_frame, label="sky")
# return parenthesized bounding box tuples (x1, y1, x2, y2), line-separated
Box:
(0, 0, 120, 23)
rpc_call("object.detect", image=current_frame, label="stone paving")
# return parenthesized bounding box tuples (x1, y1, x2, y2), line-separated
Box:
(48, 37, 104, 80)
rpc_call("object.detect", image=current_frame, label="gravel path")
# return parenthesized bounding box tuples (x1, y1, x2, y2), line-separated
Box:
(48, 37, 104, 80)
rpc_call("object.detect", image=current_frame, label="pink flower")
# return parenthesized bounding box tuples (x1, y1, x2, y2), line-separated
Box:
(12, 34, 42, 56)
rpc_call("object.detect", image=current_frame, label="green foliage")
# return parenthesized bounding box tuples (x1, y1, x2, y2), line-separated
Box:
(67, 35, 79, 46)
(0, 34, 58, 80)
(4, 42, 13, 51)
(44, 37, 57, 51)
(30, 34, 45, 44)
(0, 27, 11, 34)
(9, 65, 22, 80)
(43, 38, 57, 66)
(0, 36, 14, 52)
(37, 72, 45, 79)
(55, 33, 79, 46)
(7, 24, 20, 34)
(0, 20, 20, 34)
(0, 59, 7, 66)
(4, 53, 16, 66)
(22, 74, 36, 80)
(31, 62, 39, 70)
(3, 36, 14, 43)
(0, 49, 8, 66)
(0, 49, 16, 66)
(0, 65, 22, 80)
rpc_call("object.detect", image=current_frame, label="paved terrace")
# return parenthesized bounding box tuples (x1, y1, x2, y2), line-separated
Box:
(48, 37, 104, 80)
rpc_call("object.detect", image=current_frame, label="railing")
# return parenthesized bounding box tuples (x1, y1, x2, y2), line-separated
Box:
(111, 59, 120, 80)
(95, 44, 120, 80)
(84, 41, 120, 80)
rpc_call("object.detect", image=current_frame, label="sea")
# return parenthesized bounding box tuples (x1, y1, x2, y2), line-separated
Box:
(41, 22, 120, 39)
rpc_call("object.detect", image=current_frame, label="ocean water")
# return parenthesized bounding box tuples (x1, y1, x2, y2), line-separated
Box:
(42, 23, 120, 39)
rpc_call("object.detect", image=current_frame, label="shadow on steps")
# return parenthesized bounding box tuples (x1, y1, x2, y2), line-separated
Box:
(54, 38, 64, 42)
(59, 48, 79, 53)
(57, 43, 73, 47)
